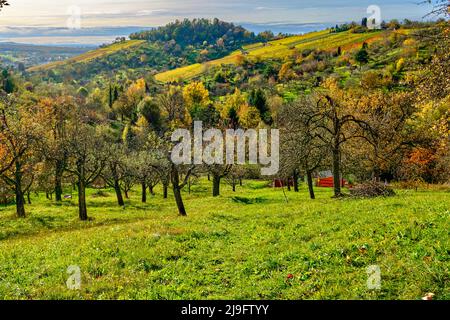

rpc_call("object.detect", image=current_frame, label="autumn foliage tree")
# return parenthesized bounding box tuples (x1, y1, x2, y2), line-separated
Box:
(307, 80, 373, 197)
(0, 93, 42, 218)
(65, 110, 108, 221)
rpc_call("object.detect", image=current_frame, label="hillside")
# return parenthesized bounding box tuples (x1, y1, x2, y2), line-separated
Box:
(25, 23, 409, 84)
(155, 29, 384, 82)
(27, 40, 145, 72)
(26, 19, 268, 81)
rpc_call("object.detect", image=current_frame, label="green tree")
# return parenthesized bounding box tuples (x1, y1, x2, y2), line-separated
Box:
(355, 45, 369, 67)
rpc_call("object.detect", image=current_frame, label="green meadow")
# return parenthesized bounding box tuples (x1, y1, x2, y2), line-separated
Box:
(0, 180, 448, 300)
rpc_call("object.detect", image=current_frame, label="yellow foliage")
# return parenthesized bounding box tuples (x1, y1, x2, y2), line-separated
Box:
(238, 105, 261, 129)
(182, 82, 210, 110)
(403, 38, 416, 47)
(217, 88, 248, 120)
(135, 116, 149, 130)
(278, 62, 295, 81)
(396, 58, 405, 72)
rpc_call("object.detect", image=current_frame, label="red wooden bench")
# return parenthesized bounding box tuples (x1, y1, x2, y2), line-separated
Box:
(317, 177, 347, 188)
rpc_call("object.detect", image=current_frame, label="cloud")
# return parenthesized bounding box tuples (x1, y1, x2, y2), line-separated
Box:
(255, 7, 284, 11)
(136, 9, 170, 17)
(84, 10, 123, 16)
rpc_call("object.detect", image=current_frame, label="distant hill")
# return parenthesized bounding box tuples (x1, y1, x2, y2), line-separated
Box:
(26, 19, 270, 82)
(130, 18, 261, 48)
(27, 40, 145, 72)
(0, 42, 91, 68)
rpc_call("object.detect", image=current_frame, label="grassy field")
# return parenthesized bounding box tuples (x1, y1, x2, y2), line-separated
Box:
(27, 40, 146, 72)
(0, 179, 448, 300)
(155, 30, 383, 82)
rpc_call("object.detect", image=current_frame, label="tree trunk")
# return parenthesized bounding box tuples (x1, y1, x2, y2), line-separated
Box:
(286, 179, 291, 192)
(14, 162, 26, 218)
(239, 178, 243, 186)
(293, 170, 299, 192)
(124, 189, 129, 199)
(372, 166, 381, 182)
(55, 159, 64, 202)
(173, 186, 187, 216)
(163, 184, 168, 199)
(141, 182, 147, 203)
(232, 178, 236, 192)
(114, 178, 124, 206)
(77, 178, 88, 221)
(332, 144, 342, 197)
(27, 191, 31, 205)
(15, 187, 26, 218)
(171, 166, 187, 216)
(307, 170, 316, 200)
(212, 174, 221, 197)
(149, 185, 155, 196)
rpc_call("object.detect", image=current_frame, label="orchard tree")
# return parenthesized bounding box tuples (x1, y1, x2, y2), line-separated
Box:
(278, 96, 328, 199)
(170, 163, 195, 216)
(38, 96, 76, 202)
(352, 90, 415, 180)
(224, 166, 247, 192)
(66, 116, 108, 221)
(208, 164, 233, 197)
(128, 149, 162, 203)
(102, 143, 128, 206)
(0, 93, 41, 218)
(308, 80, 373, 197)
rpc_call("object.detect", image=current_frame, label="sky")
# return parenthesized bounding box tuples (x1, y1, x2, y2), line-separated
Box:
(0, 0, 435, 28)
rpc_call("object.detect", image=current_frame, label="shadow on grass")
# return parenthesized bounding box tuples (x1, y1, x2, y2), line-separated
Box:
(0, 210, 166, 242)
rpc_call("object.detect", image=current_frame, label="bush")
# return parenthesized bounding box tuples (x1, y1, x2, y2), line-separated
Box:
(92, 190, 110, 198)
(349, 181, 396, 198)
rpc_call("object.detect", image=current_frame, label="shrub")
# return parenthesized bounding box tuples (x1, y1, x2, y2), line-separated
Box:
(349, 181, 396, 198)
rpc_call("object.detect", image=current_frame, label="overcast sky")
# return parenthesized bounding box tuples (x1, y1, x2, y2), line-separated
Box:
(0, 0, 434, 28)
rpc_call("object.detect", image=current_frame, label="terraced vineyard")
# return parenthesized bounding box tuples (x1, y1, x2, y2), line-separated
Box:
(155, 30, 384, 82)
(27, 40, 146, 72)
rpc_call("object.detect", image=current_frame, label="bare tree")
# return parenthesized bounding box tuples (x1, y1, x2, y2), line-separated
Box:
(278, 96, 328, 199)
(102, 143, 128, 206)
(0, 1, 9, 11)
(66, 119, 108, 221)
(224, 166, 246, 192)
(423, 0, 449, 17)
(170, 163, 195, 216)
(207, 164, 233, 197)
